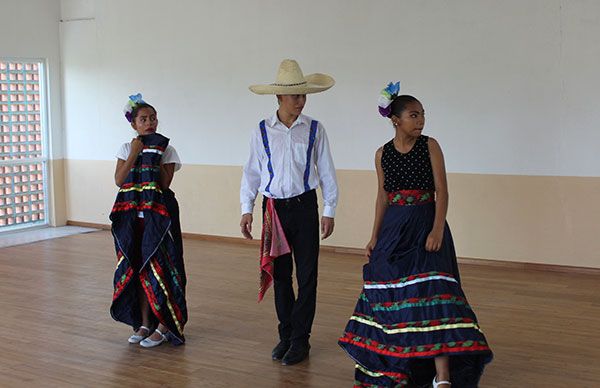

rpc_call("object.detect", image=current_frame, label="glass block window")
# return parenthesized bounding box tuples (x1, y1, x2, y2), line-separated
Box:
(0, 60, 48, 230)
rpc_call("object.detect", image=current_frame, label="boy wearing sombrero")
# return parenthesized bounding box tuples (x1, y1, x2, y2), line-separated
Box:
(240, 59, 338, 366)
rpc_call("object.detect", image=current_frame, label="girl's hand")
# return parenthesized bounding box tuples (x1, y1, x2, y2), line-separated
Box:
(130, 137, 144, 156)
(425, 229, 444, 252)
(365, 237, 377, 259)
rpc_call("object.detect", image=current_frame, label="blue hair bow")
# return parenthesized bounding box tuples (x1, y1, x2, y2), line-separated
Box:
(128, 93, 145, 104)
(384, 82, 400, 96)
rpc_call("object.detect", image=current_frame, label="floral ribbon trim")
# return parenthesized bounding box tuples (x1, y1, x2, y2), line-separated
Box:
(387, 190, 434, 206)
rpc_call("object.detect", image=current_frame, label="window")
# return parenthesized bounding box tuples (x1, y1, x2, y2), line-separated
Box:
(0, 60, 48, 230)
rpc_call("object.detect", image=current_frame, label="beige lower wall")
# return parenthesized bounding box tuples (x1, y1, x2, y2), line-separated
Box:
(447, 174, 600, 268)
(64, 160, 600, 269)
(48, 159, 67, 226)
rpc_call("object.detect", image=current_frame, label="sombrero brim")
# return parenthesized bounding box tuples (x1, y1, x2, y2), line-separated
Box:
(249, 73, 335, 95)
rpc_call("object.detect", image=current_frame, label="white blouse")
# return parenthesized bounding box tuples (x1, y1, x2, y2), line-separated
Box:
(116, 142, 182, 171)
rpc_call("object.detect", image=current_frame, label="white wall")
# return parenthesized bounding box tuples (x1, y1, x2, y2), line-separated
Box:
(1, 0, 63, 159)
(60, 0, 600, 177)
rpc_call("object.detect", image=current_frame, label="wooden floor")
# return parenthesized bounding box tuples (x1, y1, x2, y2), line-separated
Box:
(0, 231, 599, 387)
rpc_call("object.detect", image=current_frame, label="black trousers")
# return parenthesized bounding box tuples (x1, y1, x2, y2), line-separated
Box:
(262, 189, 319, 344)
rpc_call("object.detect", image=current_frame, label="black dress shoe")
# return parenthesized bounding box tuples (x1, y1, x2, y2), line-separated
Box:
(271, 340, 291, 360)
(281, 342, 310, 365)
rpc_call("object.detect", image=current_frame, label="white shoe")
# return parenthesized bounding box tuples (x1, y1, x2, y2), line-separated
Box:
(128, 326, 150, 344)
(140, 328, 168, 348)
(433, 376, 451, 388)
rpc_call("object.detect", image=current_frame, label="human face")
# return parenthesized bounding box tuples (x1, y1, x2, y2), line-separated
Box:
(391, 101, 425, 138)
(131, 107, 158, 135)
(277, 94, 306, 118)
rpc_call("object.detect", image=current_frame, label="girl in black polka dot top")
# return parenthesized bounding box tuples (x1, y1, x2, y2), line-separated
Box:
(372, 94, 445, 253)
(338, 84, 493, 387)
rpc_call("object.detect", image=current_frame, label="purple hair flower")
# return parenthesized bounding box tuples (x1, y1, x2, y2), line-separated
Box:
(378, 105, 392, 117)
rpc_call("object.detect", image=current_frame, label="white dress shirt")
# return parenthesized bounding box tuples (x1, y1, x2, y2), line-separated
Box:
(240, 113, 338, 217)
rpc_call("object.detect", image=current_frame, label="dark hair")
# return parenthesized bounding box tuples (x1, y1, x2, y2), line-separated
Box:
(388, 95, 420, 118)
(131, 103, 157, 121)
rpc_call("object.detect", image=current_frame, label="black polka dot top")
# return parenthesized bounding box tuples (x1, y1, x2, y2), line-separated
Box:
(382, 135, 435, 192)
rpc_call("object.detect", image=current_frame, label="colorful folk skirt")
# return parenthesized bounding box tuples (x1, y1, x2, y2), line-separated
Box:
(338, 191, 492, 387)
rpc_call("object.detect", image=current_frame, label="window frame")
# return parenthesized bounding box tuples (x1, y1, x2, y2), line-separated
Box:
(0, 57, 50, 232)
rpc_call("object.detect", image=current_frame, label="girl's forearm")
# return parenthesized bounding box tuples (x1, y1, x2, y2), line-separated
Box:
(432, 190, 448, 232)
(114, 155, 137, 187)
(159, 164, 174, 189)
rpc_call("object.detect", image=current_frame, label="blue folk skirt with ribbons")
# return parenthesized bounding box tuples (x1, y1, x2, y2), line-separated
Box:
(109, 133, 187, 344)
(339, 190, 493, 387)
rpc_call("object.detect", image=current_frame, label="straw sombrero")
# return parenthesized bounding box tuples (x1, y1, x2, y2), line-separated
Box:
(249, 59, 335, 95)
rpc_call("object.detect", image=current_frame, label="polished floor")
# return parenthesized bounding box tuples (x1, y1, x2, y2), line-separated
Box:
(0, 225, 97, 248)
(0, 231, 598, 387)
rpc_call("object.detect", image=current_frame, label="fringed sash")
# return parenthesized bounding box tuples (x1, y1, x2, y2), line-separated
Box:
(258, 198, 290, 302)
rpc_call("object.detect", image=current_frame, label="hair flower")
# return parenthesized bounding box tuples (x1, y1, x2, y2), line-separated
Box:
(378, 81, 400, 117)
(123, 93, 146, 122)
